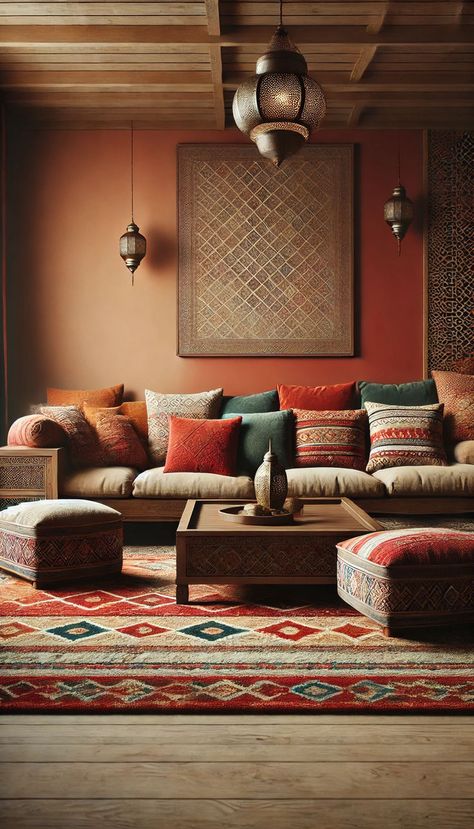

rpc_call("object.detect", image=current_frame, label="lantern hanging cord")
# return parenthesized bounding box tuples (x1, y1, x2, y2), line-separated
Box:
(279, 0, 283, 27)
(130, 120, 134, 222)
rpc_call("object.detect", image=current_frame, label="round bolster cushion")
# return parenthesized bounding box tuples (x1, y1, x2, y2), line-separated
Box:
(8, 415, 67, 448)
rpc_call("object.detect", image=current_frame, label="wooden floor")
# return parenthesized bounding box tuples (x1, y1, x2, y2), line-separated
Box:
(0, 714, 473, 828)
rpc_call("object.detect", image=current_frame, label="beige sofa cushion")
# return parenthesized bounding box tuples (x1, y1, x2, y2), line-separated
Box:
(60, 467, 137, 498)
(286, 467, 386, 498)
(133, 467, 255, 499)
(454, 441, 474, 465)
(373, 464, 474, 497)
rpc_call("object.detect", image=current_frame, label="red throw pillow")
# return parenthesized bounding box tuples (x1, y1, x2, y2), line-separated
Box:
(8, 415, 67, 448)
(293, 409, 368, 471)
(278, 381, 356, 411)
(95, 414, 149, 470)
(163, 416, 241, 476)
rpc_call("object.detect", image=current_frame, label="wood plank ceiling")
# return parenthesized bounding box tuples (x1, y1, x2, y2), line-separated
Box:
(0, 1, 473, 130)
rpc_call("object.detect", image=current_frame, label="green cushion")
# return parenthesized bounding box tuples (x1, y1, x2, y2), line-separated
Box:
(223, 410, 294, 476)
(220, 389, 278, 416)
(359, 379, 438, 407)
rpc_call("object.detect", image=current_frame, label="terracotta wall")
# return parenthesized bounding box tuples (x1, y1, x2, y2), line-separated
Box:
(6, 126, 424, 421)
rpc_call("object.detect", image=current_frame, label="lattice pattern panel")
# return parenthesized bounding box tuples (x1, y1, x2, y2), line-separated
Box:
(0, 457, 47, 490)
(427, 131, 474, 373)
(186, 536, 337, 578)
(178, 145, 353, 356)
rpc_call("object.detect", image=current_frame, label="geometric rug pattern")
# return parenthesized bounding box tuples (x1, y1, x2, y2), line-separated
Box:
(1, 540, 473, 713)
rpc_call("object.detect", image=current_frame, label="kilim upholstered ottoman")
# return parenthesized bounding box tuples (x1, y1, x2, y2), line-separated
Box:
(0, 499, 123, 588)
(336, 528, 474, 636)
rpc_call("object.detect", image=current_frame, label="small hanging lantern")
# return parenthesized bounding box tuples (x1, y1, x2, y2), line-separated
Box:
(120, 122, 146, 284)
(384, 148, 414, 255)
(232, 1, 326, 166)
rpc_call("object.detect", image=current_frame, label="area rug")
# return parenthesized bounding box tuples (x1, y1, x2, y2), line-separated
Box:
(1, 518, 473, 713)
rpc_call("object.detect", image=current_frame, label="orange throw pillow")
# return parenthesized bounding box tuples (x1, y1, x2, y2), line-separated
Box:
(120, 401, 148, 442)
(83, 401, 148, 445)
(46, 383, 124, 408)
(163, 416, 241, 475)
(95, 414, 149, 470)
(41, 405, 105, 467)
(278, 381, 356, 411)
(432, 370, 474, 442)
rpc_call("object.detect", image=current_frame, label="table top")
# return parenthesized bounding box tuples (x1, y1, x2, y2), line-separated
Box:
(177, 498, 383, 537)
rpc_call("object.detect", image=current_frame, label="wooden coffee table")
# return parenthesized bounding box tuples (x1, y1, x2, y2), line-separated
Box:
(175, 497, 383, 604)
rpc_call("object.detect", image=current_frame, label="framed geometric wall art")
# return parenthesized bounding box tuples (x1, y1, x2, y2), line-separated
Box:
(178, 144, 354, 356)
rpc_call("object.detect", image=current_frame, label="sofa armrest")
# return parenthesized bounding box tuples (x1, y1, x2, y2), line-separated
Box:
(0, 446, 65, 508)
(453, 441, 474, 465)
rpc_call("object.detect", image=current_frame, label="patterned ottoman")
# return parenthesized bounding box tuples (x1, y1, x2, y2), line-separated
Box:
(0, 499, 123, 588)
(336, 528, 474, 635)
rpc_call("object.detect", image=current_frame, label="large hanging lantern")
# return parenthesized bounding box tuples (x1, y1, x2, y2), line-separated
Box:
(232, 4, 326, 166)
(384, 185, 414, 255)
(120, 122, 146, 284)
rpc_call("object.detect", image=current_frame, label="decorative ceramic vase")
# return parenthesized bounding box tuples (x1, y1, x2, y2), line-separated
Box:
(254, 440, 288, 512)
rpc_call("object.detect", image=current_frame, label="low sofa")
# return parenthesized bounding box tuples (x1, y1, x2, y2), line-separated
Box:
(1, 378, 473, 522)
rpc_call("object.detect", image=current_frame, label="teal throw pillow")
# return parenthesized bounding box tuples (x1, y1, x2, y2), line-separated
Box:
(223, 409, 293, 476)
(220, 389, 278, 416)
(359, 379, 438, 407)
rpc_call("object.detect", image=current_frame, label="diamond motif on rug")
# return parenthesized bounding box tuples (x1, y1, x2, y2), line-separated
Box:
(257, 621, 322, 641)
(351, 680, 395, 702)
(179, 621, 246, 641)
(332, 623, 375, 639)
(61, 591, 120, 609)
(117, 623, 168, 638)
(128, 593, 174, 607)
(292, 680, 342, 701)
(0, 621, 36, 639)
(46, 621, 109, 641)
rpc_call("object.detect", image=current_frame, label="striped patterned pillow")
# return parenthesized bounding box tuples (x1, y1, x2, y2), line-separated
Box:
(365, 402, 447, 473)
(294, 409, 368, 470)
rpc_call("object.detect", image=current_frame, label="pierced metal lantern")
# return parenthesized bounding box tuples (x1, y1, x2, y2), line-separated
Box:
(384, 184, 414, 254)
(232, 26, 326, 166)
(254, 440, 288, 512)
(119, 222, 146, 285)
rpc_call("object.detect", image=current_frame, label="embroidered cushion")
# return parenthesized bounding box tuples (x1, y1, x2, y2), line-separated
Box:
(220, 390, 279, 416)
(83, 402, 148, 445)
(293, 408, 367, 471)
(94, 414, 149, 470)
(41, 405, 105, 468)
(145, 387, 223, 465)
(163, 416, 241, 476)
(337, 528, 474, 567)
(359, 379, 437, 407)
(278, 381, 356, 411)
(46, 383, 124, 408)
(222, 410, 293, 476)
(7, 415, 67, 448)
(432, 370, 474, 442)
(365, 402, 447, 473)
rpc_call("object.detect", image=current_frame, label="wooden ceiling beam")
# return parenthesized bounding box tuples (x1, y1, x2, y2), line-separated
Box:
(350, 46, 378, 81)
(204, 0, 221, 37)
(205, 1, 225, 129)
(1, 24, 473, 47)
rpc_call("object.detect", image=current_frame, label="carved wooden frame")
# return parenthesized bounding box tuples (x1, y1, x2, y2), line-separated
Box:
(178, 144, 354, 356)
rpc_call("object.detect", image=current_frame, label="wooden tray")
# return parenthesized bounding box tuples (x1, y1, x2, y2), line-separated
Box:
(218, 505, 294, 526)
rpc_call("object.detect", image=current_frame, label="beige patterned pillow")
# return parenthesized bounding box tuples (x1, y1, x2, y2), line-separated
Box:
(145, 388, 223, 465)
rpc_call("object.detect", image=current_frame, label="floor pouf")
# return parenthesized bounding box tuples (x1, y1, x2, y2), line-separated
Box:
(336, 528, 474, 635)
(0, 499, 123, 587)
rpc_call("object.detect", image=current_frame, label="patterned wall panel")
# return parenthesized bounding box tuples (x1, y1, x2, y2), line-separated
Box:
(426, 131, 474, 373)
(178, 144, 353, 356)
